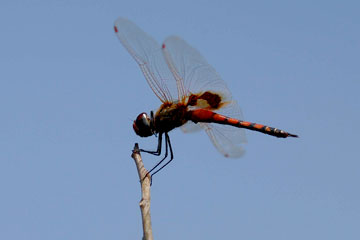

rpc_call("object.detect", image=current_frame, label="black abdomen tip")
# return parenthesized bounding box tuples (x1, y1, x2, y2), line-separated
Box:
(288, 133, 299, 138)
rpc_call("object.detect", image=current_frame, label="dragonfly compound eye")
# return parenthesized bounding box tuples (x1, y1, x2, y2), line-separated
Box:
(133, 112, 153, 137)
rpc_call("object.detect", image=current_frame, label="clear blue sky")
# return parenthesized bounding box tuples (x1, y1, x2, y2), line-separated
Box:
(1, 0, 359, 239)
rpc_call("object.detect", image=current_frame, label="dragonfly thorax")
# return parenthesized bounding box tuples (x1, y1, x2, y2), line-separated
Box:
(153, 103, 188, 133)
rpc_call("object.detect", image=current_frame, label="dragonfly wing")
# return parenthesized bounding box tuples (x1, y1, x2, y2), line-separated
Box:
(162, 36, 247, 157)
(181, 121, 203, 133)
(183, 106, 247, 157)
(202, 99, 247, 158)
(161, 36, 232, 104)
(114, 18, 177, 102)
(202, 122, 246, 158)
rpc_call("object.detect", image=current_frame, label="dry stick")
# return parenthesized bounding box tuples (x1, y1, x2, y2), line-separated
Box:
(131, 143, 153, 240)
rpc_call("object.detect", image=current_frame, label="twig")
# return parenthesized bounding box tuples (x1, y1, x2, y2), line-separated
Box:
(131, 143, 153, 240)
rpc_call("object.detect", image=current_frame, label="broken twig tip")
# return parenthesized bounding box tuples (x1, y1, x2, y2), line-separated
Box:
(132, 143, 140, 155)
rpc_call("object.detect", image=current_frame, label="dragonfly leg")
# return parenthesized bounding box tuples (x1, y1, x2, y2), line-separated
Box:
(140, 132, 162, 156)
(150, 133, 174, 178)
(140, 132, 168, 183)
(147, 135, 168, 175)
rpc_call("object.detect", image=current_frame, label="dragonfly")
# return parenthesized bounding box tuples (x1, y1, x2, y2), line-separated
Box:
(114, 17, 298, 177)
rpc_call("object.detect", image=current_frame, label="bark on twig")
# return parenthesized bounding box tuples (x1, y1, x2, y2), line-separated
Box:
(131, 143, 153, 240)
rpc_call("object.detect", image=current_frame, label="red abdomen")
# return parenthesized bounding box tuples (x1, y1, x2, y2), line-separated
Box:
(188, 109, 298, 138)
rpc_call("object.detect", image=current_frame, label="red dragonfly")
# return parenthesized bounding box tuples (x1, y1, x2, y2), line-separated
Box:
(114, 18, 297, 176)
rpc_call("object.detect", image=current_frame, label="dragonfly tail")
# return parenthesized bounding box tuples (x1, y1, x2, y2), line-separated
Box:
(189, 109, 298, 138)
(287, 133, 299, 138)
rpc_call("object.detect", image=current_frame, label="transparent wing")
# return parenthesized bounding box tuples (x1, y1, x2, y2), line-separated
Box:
(114, 18, 178, 103)
(162, 36, 247, 157)
(202, 100, 247, 158)
(180, 121, 203, 133)
(161, 36, 233, 105)
(202, 123, 246, 158)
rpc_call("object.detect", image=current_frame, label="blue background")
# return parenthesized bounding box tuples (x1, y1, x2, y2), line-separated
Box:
(1, 0, 359, 239)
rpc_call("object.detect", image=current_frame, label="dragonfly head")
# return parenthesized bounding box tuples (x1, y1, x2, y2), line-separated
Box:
(133, 112, 154, 137)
